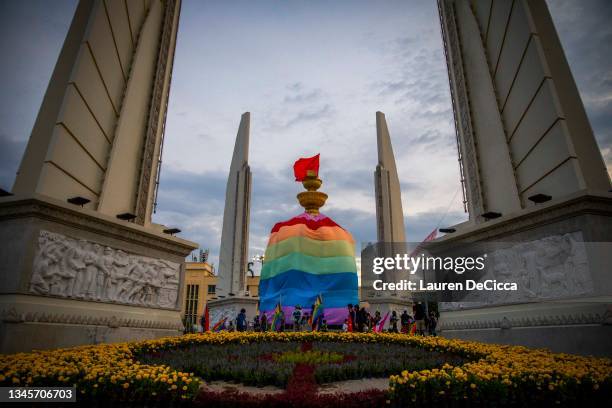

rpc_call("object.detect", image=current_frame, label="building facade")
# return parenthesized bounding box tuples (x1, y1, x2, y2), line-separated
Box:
(181, 261, 259, 331)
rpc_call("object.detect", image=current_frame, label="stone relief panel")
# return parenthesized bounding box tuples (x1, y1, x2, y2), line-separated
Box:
(440, 232, 593, 310)
(30, 230, 180, 309)
(209, 306, 237, 329)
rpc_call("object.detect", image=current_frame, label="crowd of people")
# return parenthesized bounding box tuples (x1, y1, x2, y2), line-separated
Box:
(343, 302, 438, 336)
(194, 302, 438, 335)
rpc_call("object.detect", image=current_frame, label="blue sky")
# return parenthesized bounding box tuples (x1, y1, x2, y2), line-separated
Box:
(1, 0, 610, 270)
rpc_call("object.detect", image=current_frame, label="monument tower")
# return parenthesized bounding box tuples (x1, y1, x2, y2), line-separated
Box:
(207, 113, 257, 327)
(364, 112, 411, 315)
(374, 112, 406, 245)
(0, 0, 197, 353)
(217, 112, 252, 298)
(435, 0, 612, 355)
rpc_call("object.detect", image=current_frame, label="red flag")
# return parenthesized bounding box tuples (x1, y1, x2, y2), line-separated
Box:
(203, 304, 210, 332)
(347, 314, 353, 332)
(293, 154, 320, 181)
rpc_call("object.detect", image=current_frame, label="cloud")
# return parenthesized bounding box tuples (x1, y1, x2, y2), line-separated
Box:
(283, 82, 323, 104)
(284, 103, 335, 128)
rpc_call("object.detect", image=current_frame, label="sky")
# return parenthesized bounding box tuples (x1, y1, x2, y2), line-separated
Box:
(0, 0, 611, 272)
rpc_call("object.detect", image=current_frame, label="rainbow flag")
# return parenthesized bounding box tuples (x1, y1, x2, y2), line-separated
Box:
(409, 322, 417, 335)
(309, 294, 323, 331)
(270, 302, 283, 332)
(258, 212, 359, 325)
(212, 317, 227, 332)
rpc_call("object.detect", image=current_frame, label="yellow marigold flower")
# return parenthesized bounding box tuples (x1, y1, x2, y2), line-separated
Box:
(470, 383, 477, 389)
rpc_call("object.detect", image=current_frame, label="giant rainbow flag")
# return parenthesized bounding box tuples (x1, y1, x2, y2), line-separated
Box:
(259, 212, 359, 325)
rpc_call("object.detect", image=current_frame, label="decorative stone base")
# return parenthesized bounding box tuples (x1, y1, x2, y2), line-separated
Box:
(430, 190, 612, 356)
(207, 296, 259, 328)
(438, 298, 612, 356)
(0, 194, 197, 352)
(0, 294, 184, 353)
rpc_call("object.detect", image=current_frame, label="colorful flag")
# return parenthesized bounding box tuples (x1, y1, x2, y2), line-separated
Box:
(271, 302, 283, 332)
(309, 295, 324, 331)
(409, 322, 417, 335)
(202, 304, 210, 332)
(259, 211, 359, 325)
(212, 317, 227, 332)
(376, 311, 390, 333)
(293, 154, 320, 181)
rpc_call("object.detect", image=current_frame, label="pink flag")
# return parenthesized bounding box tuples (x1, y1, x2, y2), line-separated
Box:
(376, 311, 390, 333)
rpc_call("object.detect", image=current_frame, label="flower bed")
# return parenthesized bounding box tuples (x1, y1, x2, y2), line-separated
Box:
(0, 332, 610, 407)
(137, 339, 462, 387)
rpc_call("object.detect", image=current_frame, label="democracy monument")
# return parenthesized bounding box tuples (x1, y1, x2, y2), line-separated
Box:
(0, 0, 610, 358)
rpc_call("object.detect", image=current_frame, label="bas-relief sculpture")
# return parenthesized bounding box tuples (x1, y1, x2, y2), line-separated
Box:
(30, 230, 180, 309)
(209, 306, 237, 328)
(440, 232, 593, 310)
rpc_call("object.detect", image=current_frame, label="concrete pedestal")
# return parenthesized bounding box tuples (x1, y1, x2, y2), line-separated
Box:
(0, 194, 197, 353)
(430, 190, 612, 356)
(207, 295, 259, 329)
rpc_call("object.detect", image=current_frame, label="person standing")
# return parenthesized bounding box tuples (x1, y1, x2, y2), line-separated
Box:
(400, 310, 410, 334)
(354, 305, 363, 332)
(301, 312, 308, 330)
(359, 306, 368, 332)
(414, 302, 426, 335)
(347, 304, 355, 332)
(373, 310, 381, 328)
(253, 315, 260, 332)
(236, 308, 247, 332)
(428, 311, 438, 336)
(389, 311, 399, 333)
(261, 313, 268, 332)
(278, 309, 286, 332)
(320, 319, 328, 332)
(292, 305, 302, 331)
